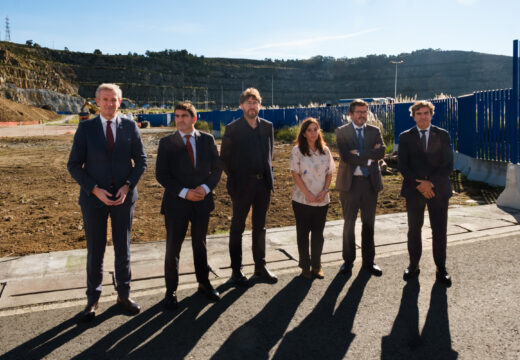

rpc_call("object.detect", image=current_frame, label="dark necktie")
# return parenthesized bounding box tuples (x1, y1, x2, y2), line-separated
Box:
(356, 128, 369, 177)
(185, 134, 194, 166)
(106, 120, 114, 152)
(420, 130, 427, 152)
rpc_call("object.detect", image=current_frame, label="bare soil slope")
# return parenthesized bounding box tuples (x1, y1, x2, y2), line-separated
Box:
(0, 97, 59, 123)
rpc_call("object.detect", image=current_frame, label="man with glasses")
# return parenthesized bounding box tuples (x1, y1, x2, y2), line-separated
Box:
(220, 88, 278, 286)
(335, 99, 385, 277)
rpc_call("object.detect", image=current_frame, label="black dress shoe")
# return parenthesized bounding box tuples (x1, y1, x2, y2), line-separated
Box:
(231, 270, 249, 287)
(164, 292, 178, 310)
(117, 296, 141, 315)
(340, 262, 353, 275)
(363, 263, 383, 277)
(436, 267, 452, 287)
(254, 266, 278, 284)
(198, 282, 221, 302)
(80, 302, 98, 322)
(403, 266, 420, 281)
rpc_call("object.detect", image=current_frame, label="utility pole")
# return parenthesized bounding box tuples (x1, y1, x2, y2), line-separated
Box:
(271, 75, 274, 107)
(5, 16, 11, 42)
(390, 60, 404, 100)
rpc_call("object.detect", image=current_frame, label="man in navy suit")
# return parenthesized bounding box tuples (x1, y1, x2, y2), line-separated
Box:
(156, 102, 222, 309)
(398, 100, 453, 286)
(220, 88, 278, 286)
(68, 83, 147, 321)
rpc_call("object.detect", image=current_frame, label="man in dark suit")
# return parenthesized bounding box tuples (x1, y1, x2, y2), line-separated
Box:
(156, 102, 222, 309)
(68, 83, 147, 321)
(220, 88, 278, 286)
(335, 99, 385, 277)
(398, 100, 453, 286)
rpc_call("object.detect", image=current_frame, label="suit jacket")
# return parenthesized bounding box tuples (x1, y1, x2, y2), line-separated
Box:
(155, 130, 222, 214)
(335, 122, 385, 192)
(220, 116, 274, 196)
(67, 115, 147, 209)
(398, 125, 453, 199)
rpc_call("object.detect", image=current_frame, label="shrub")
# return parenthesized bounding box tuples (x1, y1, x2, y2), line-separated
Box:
(275, 125, 298, 143)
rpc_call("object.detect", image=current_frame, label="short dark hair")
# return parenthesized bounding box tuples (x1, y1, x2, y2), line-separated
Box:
(349, 99, 369, 114)
(239, 88, 262, 104)
(175, 102, 197, 118)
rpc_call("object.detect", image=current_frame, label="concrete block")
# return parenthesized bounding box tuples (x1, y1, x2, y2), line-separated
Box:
(497, 163, 520, 210)
(454, 151, 473, 176)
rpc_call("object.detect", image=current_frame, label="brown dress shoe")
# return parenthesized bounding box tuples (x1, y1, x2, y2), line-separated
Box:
(117, 296, 141, 315)
(312, 267, 325, 279)
(81, 302, 98, 322)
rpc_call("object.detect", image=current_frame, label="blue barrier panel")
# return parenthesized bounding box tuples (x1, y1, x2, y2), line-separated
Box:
(457, 94, 476, 157)
(137, 113, 169, 127)
(394, 103, 415, 143)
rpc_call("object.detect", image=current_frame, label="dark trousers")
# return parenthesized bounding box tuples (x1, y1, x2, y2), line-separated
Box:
(81, 200, 134, 304)
(292, 201, 328, 270)
(164, 203, 210, 293)
(340, 176, 378, 266)
(405, 194, 449, 269)
(229, 177, 271, 272)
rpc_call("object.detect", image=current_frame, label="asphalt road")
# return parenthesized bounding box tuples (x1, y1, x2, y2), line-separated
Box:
(1, 235, 519, 360)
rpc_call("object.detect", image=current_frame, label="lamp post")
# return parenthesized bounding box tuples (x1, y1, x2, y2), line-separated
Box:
(390, 60, 404, 100)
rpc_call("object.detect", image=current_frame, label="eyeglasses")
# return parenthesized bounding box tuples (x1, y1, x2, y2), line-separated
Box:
(353, 110, 368, 115)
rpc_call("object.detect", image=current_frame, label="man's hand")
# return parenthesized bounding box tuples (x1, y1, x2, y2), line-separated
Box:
(350, 149, 358, 155)
(373, 143, 381, 149)
(92, 186, 118, 206)
(112, 185, 130, 206)
(416, 179, 435, 199)
(186, 187, 205, 202)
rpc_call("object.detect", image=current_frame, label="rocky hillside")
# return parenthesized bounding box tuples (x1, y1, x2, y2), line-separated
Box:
(0, 41, 513, 109)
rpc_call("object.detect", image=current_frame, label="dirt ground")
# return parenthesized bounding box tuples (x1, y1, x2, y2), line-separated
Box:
(0, 133, 503, 257)
(0, 97, 59, 123)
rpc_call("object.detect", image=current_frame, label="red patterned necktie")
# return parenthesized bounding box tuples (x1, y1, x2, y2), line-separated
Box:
(106, 120, 114, 152)
(185, 134, 194, 166)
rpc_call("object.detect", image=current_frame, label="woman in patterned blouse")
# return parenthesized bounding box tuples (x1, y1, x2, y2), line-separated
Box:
(289, 117, 335, 279)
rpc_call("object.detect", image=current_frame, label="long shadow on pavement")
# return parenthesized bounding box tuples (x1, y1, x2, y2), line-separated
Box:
(71, 282, 248, 359)
(381, 280, 458, 359)
(1, 305, 121, 360)
(273, 269, 370, 360)
(211, 276, 312, 360)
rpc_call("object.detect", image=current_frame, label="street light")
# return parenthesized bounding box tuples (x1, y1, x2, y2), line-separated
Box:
(390, 60, 404, 100)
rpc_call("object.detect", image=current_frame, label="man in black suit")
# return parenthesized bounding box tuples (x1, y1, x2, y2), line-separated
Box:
(220, 88, 278, 286)
(156, 102, 222, 309)
(335, 99, 385, 277)
(398, 100, 453, 286)
(68, 83, 147, 321)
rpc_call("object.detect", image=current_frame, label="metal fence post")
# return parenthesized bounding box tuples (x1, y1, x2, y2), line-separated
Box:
(513, 40, 519, 163)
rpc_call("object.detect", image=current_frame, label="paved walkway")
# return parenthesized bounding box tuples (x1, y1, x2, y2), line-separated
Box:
(1, 204, 518, 315)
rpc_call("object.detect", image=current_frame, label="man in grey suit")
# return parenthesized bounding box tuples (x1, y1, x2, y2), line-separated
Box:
(156, 102, 222, 309)
(68, 83, 147, 321)
(398, 100, 453, 286)
(335, 99, 385, 276)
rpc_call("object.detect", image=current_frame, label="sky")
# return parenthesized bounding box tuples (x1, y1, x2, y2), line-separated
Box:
(1, 0, 519, 60)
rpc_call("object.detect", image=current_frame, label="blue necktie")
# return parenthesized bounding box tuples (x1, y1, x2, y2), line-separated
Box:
(356, 128, 369, 177)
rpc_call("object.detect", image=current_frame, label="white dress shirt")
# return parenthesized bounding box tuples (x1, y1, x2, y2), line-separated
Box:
(177, 130, 210, 199)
